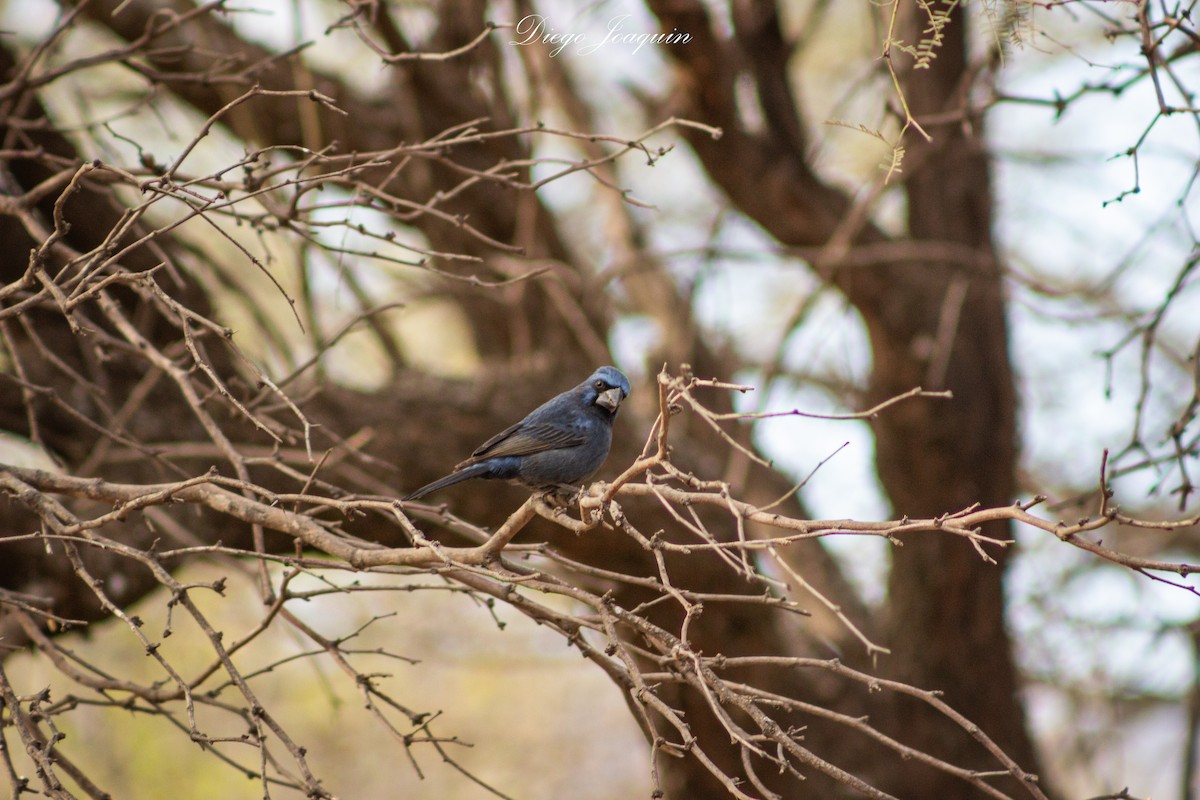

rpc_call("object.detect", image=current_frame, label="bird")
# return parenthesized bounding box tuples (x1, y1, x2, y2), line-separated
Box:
(403, 365, 631, 501)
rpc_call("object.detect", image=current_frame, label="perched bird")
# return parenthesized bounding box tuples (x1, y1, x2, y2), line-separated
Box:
(404, 366, 631, 500)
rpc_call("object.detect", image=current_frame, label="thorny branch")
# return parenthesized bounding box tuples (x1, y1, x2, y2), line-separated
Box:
(1, 369, 1195, 798)
(0, 2, 1197, 798)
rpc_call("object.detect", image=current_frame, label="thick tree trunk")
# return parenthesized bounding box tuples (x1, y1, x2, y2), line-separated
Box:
(0, 7, 860, 798)
(1, 1, 1052, 796)
(646, 1, 1047, 796)
(868, 4, 1042, 796)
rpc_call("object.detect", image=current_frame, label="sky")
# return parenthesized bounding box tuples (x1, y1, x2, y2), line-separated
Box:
(2, 0, 1198, 796)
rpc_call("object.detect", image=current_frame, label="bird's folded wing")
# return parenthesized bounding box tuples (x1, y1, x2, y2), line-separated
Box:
(456, 422, 586, 467)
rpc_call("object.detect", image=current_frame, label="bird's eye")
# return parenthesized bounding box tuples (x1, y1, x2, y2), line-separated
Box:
(594, 380, 605, 390)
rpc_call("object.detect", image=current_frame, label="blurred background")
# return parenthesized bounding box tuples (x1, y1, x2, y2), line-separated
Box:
(0, 1, 1198, 798)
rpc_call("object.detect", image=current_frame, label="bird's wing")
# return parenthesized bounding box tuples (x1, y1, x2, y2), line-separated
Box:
(457, 421, 585, 467)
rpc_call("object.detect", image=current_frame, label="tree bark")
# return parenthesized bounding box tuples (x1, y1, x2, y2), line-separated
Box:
(646, 1, 1046, 796)
(0, 1, 1052, 796)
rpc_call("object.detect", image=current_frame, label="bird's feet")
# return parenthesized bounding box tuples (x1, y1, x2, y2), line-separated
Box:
(537, 483, 582, 507)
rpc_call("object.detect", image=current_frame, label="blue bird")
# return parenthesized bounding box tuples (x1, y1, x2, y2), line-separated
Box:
(404, 366, 631, 500)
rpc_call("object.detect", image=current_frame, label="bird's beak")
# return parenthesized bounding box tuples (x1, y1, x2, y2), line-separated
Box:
(596, 387, 624, 413)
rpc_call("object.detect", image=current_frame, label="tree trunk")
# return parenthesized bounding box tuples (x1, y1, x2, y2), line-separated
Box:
(646, 1, 1047, 795)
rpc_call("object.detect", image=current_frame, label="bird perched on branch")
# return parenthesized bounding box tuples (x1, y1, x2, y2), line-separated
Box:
(403, 366, 631, 501)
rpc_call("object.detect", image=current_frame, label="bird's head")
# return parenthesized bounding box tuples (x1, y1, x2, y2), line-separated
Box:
(586, 365, 630, 416)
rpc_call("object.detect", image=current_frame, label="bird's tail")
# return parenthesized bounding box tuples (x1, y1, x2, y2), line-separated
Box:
(403, 462, 492, 501)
